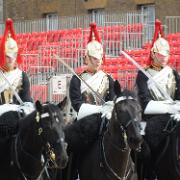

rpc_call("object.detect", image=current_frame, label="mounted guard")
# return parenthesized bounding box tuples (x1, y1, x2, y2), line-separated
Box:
(69, 22, 116, 121)
(0, 18, 34, 137)
(134, 19, 180, 180)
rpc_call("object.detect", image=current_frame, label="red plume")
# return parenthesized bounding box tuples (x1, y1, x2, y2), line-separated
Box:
(151, 19, 164, 49)
(147, 19, 165, 65)
(88, 22, 101, 43)
(87, 22, 105, 64)
(0, 18, 22, 68)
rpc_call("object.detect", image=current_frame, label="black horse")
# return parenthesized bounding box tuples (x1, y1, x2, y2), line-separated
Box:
(0, 101, 68, 180)
(137, 114, 180, 180)
(61, 81, 143, 180)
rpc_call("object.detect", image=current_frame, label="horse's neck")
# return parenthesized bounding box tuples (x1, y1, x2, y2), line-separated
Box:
(103, 129, 131, 177)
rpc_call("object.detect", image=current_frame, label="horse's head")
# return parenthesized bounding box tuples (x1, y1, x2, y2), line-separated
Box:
(110, 81, 143, 150)
(35, 101, 68, 169)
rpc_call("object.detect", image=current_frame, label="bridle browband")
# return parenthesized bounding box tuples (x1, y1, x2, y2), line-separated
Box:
(100, 96, 137, 180)
(13, 105, 64, 180)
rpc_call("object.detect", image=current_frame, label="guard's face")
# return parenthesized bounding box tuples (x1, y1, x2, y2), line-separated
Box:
(153, 52, 169, 67)
(5, 55, 16, 70)
(87, 56, 102, 72)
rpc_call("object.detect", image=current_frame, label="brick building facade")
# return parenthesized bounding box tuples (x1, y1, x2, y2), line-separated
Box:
(3, 0, 180, 22)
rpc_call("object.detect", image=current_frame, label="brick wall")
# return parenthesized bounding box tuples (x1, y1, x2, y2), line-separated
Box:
(3, 0, 180, 21)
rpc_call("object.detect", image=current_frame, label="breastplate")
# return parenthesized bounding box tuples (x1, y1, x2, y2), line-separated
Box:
(81, 72, 109, 105)
(147, 68, 176, 100)
(0, 71, 22, 104)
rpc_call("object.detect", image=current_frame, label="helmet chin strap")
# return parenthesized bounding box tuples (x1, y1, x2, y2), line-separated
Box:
(1, 63, 17, 72)
(151, 52, 165, 69)
(152, 59, 163, 68)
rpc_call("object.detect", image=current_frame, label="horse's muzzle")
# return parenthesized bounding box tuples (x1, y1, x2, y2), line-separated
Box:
(128, 135, 143, 150)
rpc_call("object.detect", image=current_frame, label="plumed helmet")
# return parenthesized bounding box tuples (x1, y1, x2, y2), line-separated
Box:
(0, 18, 22, 68)
(87, 40, 103, 60)
(5, 35, 18, 59)
(86, 22, 103, 60)
(151, 37, 170, 56)
(148, 19, 170, 64)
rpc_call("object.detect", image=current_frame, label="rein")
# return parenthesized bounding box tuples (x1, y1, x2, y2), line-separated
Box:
(99, 96, 135, 180)
(100, 134, 132, 180)
(12, 109, 60, 180)
(155, 119, 180, 173)
(155, 117, 179, 167)
(13, 133, 49, 180)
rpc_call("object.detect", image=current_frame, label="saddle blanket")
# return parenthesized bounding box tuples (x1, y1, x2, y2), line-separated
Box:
(0, 102, 35, 117)
(0, 104, 20, 116)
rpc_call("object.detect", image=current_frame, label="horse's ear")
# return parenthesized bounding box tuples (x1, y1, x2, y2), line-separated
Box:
(58, 96, 67, 110)
(114, 80, 121, 96)
(35, 100, 42, 112)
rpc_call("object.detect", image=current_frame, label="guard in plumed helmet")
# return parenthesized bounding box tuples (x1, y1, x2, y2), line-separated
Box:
(67, 23, 117, 180)
(69, 22, 116, 120)
(0, 18, 34, 115)
(136, 19, 180, 180)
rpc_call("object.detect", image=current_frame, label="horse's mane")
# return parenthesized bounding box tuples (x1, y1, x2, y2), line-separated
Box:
(0, 111, 21, 137)
(145, 114, 171, 150)
(64, 114, 102, 154)
(120, 88, 138, 100)
(18, 110, 37, 131)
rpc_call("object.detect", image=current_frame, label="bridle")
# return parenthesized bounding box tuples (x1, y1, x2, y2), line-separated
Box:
(111, 96, 138, 150)
(13, 104, 66, 180)
(100, 96, 138, 180)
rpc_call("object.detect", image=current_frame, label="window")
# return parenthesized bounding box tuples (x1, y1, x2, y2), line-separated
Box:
(43, 13, 58, 31)
(139, 4, 155, 42)
(88, 9, 104, 26)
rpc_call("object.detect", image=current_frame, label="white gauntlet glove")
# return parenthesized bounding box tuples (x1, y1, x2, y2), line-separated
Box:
(77, 101, 115, 120)
(77, 103, 102, 120)
(19, 102, 35, 115)
(101, 101, 114, 119)
(171, 103, 180, 113)
(163, 100, 180, 121)
(144, 100, 179, 115)
(170, 113, 180, 122)
(175, 100, 180, 105)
